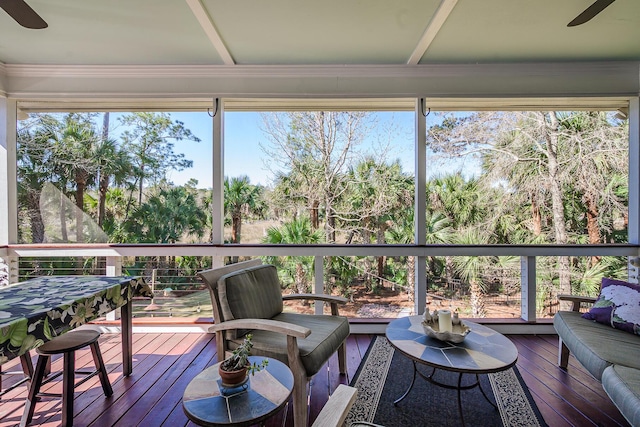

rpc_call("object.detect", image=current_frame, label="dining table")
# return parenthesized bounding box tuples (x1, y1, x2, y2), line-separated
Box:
(0, 275, 152, 377)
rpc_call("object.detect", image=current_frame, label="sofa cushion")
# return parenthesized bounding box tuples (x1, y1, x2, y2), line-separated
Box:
(554, 310, 640, 380)
(582, 277, 640, 336)
(229, 312, 350, 377)
(602, 365, 640, 427)
(217, 264, 284, 337)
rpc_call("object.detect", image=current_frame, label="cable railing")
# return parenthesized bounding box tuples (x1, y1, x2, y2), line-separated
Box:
(1, 243, 638, 322)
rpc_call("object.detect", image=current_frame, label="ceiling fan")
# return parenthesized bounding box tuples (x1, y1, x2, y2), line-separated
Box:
(568, 0, 616, 26)
(0, 0, 47, 29)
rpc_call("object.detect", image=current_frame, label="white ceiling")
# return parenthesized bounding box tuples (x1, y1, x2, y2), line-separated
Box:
(1, 0, 639, 105)
(1, 0, 639, 66)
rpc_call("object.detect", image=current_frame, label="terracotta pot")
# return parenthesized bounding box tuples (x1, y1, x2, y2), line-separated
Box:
(218, 364, 248, 386)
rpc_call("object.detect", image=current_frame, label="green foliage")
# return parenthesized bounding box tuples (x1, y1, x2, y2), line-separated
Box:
(14, 109, 631, 313)
(325, 256, 359, 297)
(220, 334, 269, 374)
(124, 186, 206, 243)
(262, 216, 323, 292)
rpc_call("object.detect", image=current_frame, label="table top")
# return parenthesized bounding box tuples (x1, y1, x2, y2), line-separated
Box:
(183, 356, 294, 427)
(0, 275, 150, 364)
(385, 315, 518, 374)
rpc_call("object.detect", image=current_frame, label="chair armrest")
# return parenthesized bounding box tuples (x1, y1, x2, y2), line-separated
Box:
(283, 293, 348, 316)
(558, 294, 597, 312)
(311, 384, 358, 427)
(208, 318, 311, 339)
(283, 294, 348, 304)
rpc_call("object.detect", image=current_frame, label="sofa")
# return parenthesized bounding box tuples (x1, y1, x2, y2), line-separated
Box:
(554, 294, 640, 426)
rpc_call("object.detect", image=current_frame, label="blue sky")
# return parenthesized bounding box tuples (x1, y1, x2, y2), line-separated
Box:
(164, 111, 416, 189)
(136, 111, 479, 189)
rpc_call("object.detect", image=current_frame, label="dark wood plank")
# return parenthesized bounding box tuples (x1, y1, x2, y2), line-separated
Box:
(86, 333, 202, 426)
(137, 334, 218, 427)
(512, 335, 629, 427)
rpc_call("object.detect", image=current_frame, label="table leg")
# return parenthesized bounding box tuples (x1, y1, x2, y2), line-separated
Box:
(477, 374, 498, 410)
(121, 300, 133, 376)
(457, 373, 465, 427)
(394, 360, 418, 405)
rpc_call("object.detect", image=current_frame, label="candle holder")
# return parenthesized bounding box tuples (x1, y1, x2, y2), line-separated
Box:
(421, 310, 471, 343)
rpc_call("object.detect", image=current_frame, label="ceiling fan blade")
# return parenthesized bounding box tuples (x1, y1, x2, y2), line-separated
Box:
(568, 0, 616, 26)
(0, 0, 47, 29)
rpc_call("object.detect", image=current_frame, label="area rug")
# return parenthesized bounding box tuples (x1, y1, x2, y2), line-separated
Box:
(345, 336, 547, 427)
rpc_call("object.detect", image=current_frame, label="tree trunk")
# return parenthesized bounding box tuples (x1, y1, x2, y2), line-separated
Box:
(231, 213, 242, 243)
(376, 221, 387, 287)
(75, 173, 86, 243)
(138, 164, 144, 205)
(28, 190, 44, 243)
(585, 194, 602, 266)
(545, 112, 571, 309)
(98, 112, 110, 228)
(310, 200, 319, 229)
(295, 263, 307, 295)
(407, 256, 415, 301)
(59, 190, 68, 242)
(470, 280, 486, 318)
(531, 196, 542, 236)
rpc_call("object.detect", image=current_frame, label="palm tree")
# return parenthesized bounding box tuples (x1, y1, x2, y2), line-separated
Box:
(263, 217, 323, 294)
(453, 228, 491, 318)
(48, 114, 101, 242)
(385, 209, 454, 300)
(343, 157, 413, 289)
(16, 117, 56, 243)
(126, 186, 206, 244)
(428, 173, 485, 285)
(224, 176, 262, 244)
(94, 138, 133, 229)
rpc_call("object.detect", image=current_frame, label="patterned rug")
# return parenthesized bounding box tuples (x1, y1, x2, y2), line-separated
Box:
(345, 336, 547, 427)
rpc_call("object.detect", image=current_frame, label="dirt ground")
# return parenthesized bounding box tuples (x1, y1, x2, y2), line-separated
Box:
(283, 282, 524, 319)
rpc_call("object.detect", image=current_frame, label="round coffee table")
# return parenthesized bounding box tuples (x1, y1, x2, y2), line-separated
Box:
(182, 356, 293, 427)
(385, 315, 518, 426)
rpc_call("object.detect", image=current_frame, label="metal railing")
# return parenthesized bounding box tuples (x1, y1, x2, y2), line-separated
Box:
(2, 243, 638, 322)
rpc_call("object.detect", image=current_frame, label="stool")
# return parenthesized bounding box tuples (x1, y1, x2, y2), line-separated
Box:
(20, 330, 113, 427)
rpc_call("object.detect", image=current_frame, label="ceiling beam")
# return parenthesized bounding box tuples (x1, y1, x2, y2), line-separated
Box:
(407, 0, 459, 65)
(5, 62, 639, 100)
(185, 0, 235, 65)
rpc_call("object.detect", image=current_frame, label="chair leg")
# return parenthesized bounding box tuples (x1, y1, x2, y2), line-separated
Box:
(558, 337, 570, 369)
(338, 342, 347, 375)
(291, 367, 309, 427)
(61, 352, 75, 427)
(90, 342, 113, 397)
(20, 355, 49, 427)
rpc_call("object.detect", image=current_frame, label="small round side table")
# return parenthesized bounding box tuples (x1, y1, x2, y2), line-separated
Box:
(183, 356, 293, 427)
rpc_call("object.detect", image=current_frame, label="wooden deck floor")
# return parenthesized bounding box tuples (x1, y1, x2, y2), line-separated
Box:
(0, 332, 629, 427)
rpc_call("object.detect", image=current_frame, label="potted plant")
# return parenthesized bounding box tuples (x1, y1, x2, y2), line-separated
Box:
(218, 334, 269, 386)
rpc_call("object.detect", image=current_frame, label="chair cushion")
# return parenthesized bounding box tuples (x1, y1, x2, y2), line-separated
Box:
(602, 365, 640, 427)
(218, 264, 284, 337)
(229, 312, 350, 377)
(582, 277, 640, 336)
(554, 310, 640, 380)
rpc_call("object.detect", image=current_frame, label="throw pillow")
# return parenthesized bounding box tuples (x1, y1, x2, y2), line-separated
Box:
(582, 277, 640, 336)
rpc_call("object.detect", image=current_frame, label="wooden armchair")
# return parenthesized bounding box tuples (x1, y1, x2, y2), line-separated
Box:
(311, 384, 357, 427)
(198, 260, 350, 427)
